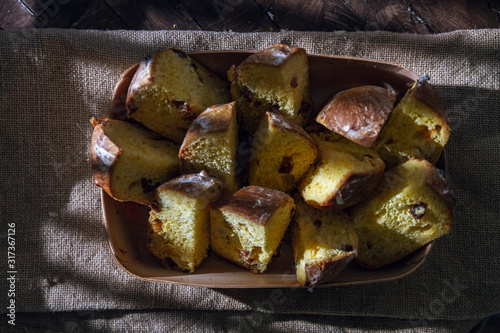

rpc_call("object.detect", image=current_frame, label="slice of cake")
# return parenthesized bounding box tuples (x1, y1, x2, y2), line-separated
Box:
(316, 85, 396, 147)
(372, 78, 451, 167)
(291, 194, 358, 287)
(147, 171, 223, 273)
(210, 186, 295, 273)
(228, 44, 313, 133)
(179, 102, 239, 193)
(351, 158, 454, 270)
(248, 112, 317, 193)
(126, 48, 231, 144)
(90, 117, 179, 206)
(298, 132, 385, 210)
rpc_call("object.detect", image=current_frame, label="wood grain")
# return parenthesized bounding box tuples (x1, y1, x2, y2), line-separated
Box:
(0, 0, 499, 331)
(407, 0, 500, 32)
(180, 0, 275, 32)
(0, 0, 37, 29)
(72, 0, 129, 29)
(104, 0, 202, 30)
(1, 0, 499, 32)
(257, 0, 434, 33)
(257, 0, 325, 31)
(21, 0, 90, 28)
(325, 0, 431, 33)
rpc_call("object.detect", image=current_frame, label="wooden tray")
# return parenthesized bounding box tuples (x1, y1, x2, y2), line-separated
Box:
(102, 50, 437, 288)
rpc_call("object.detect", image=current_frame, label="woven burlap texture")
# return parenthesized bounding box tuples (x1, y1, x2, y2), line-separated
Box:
(13, 310, 489, 333)
(0, 29, 499, 321)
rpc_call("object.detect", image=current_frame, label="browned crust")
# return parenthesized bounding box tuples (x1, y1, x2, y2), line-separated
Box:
(227, 65, 237, 83)
(217, 186, 294, 226)
(157, 171, 223, 201)
(179, 102, 235, 154)
(240, 44, 306, 68)
(331, 170, 384, 209)
(90, 118, 121, 198)
(407, 80, 451, 139)
(109, 63, 139, 120)
(304, 251, 356, 287)
(125, 56, 153, 117)
(316, 86, 396, 147)
(410, 79, 449, 122)
(299, 86, 314, 124)
(265, 111, 316, 147)
(423, 160, 455, 219)
(308, 169, 384, 210)
(303, 123, 327, 135)
(178, 102, 236, 175)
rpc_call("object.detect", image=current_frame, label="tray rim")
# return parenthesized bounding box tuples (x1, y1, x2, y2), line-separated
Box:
(101, 50, 441, 288)
(101, 186, 434, 288)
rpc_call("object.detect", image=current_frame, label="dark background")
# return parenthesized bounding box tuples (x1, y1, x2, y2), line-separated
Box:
(1, 0, 499, 332)
(1, 0, 499, 32)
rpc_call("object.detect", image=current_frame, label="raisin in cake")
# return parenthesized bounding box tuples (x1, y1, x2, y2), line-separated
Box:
(316, 85, 396, 147)
(351, 158, 454, 270)
(249, 112, 317, 193)
(372, 78, 451, 168)
(291, 194, 358, 287)
(147, 171, 223, 273)
(298, 132, 385, 210)
(90, 117, 179, 206)
(210, 186, 295, 273)
(126, 48, 231, 144)
(228, 44, 313, 133)
(179, 102, 239, 193)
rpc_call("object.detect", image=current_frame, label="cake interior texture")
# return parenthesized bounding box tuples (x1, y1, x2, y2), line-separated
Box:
(229, 46, 310, 132)
(147, 172, 222, 273)
(148, 191, 209, 273)
(292, 194, 358, 286)
(299, 133, 384, 208)
(128, 49, 231, 143)
(99, 118, 179, 204)
(249, 112, 317, 193)
(373, 83, 450, 167)
(211, 203, 293, 273)
(210, 187, 295, 273)
(352, 159, 453, 270)
(179, 103, 239, 193)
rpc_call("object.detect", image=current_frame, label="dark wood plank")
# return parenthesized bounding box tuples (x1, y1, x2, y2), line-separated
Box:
(17, 0, 89, 28)
(487, 0, 500, 20)
(0, 0, 38, 29)
(105, 0, 201, 30)
(179, 0, 275, 32)
(257, 0, 325, 31)
(72, 0, 129, 29)
(407, 0, 500, 32)
(321, 0, 365, 32)
(0, 0, 19, 19)
(257, 0, 431, 33)
(324, 0, 431, 33)
(21, 0, 56, 16)
(2, 0, 499, 32)
(21, 0, 88, 16)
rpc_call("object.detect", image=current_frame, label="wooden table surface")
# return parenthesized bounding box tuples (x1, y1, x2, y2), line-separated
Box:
(1, 0, 499, 332)
(1, 0, 499, 32)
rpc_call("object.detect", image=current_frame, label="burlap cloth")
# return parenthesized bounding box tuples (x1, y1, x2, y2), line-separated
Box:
(0, 29, 499, 332)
